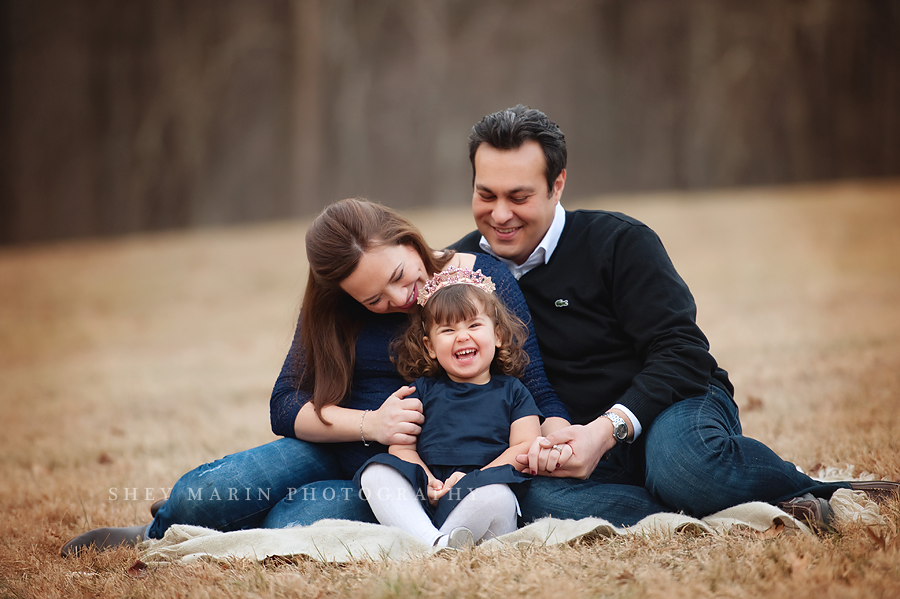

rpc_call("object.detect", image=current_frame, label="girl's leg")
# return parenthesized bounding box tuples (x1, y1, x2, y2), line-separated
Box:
(359, 463, 442, 545)
(438, 484, 518, 542)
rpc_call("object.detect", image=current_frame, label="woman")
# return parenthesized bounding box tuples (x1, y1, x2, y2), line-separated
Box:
(64, 199, 659, 555)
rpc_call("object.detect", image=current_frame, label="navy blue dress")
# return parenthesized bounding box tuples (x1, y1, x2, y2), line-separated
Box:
(355, 374, 541, 528)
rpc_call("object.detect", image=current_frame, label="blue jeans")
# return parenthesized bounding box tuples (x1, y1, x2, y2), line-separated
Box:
(644, 385, 849, 517)
(261, 427, 667, 528)
(517, 418, 669, 527)
(263, 480, 377, 528)
(149, 386, 850, 537)
(147, 437, 357, 538)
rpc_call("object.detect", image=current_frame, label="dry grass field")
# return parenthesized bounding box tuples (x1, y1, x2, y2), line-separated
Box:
(2, 180, 899, 598)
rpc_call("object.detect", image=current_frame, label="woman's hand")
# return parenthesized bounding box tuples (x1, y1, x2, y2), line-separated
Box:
(427, 471, 467, 505)
(519, 436, 575, 475)
(366, 385, 425, 446)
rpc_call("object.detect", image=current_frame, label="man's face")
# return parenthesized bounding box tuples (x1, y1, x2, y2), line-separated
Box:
(472, 140, 565, 265)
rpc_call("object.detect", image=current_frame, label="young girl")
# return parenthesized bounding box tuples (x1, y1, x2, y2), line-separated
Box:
(355, 266, 542, 548)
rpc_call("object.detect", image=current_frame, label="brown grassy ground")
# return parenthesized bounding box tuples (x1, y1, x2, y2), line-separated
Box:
(1, 180, 899, 598)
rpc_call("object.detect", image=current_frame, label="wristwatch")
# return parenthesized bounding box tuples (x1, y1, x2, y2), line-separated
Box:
(602, 412, 628, 444)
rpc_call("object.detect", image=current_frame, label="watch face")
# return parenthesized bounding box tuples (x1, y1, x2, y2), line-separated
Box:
(615, 423, 628, 440)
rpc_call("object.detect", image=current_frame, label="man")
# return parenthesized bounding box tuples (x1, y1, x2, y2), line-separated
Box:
(451, 105, 897, 530)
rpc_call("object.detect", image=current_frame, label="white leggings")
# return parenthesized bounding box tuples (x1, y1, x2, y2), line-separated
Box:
(359, 463, 519, 546)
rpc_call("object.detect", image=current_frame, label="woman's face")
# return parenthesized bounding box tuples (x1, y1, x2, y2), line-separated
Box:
(339, 243, 429, 314)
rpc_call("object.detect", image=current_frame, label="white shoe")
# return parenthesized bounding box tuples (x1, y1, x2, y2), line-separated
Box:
(446, 527, 474, 549)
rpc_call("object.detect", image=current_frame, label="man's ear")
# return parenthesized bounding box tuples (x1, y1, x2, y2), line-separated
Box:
(423, 336, 437, 359)
(551, 169, 567, 203)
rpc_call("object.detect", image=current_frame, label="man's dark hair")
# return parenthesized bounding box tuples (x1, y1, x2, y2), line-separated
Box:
(468, 105, 567, 193)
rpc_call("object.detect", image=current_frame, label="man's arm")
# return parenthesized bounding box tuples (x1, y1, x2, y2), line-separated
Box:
(607, 223, 723, 427)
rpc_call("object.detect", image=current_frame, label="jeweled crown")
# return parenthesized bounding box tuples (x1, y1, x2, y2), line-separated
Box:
(417, 266, 495, 307)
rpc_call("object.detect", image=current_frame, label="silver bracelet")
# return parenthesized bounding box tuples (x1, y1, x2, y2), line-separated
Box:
(360, 410, 371, 446)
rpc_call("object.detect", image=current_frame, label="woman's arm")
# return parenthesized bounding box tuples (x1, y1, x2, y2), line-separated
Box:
(270, 314, 312, 438)
(271, 313, 424, 444)
(482, 415, 542, 471)
(294, 386, 423, 445)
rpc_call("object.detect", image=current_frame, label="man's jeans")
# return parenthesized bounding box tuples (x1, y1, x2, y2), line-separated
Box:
(519, 385, 849, 523)
(644, 384, 847, 516)
(149, 385, 849, 538)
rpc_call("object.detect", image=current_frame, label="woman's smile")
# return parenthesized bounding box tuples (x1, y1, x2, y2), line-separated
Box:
(338, 243, 428, 314)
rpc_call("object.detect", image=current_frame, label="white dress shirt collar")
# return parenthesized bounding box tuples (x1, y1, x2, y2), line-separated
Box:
(478, 203, 566, 280)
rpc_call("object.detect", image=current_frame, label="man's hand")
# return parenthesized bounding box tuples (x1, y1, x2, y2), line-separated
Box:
(427, 471, 467, 505)
(517, 418, 616, 479)
(368, 386, 424, 446)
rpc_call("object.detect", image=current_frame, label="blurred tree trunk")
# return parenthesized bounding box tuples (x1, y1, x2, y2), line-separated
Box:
(290, 0, 322, 215)
(2, 0, 899, 245)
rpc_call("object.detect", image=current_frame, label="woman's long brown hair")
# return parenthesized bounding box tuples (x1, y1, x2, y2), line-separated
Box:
(301, 198, 453, 424)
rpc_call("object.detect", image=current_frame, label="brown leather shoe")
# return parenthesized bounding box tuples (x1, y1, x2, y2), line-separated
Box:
(777, 493, 835, 534)
(848, 481, 900, 502)
(150, 498, 167, 518)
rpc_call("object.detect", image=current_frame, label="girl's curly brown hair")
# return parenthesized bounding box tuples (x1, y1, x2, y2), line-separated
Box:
(392, 284, 529, 381)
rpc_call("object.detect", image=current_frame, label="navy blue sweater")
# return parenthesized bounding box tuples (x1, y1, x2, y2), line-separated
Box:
(269, 253, 569, 477)
(452, 210, 733, 427)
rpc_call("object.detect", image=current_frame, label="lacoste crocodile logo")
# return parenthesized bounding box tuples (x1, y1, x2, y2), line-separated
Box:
(554, 299, 569, 308)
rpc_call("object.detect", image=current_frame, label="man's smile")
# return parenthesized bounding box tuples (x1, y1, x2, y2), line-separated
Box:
(492, 225, 522, 239)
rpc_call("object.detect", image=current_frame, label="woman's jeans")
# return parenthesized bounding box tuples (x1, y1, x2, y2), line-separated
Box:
(147, 437, 376, 539)
(149, 385, 849, 537)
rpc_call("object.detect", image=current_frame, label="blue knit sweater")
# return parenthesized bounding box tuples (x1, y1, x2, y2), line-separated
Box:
(269, 254, 569, 477)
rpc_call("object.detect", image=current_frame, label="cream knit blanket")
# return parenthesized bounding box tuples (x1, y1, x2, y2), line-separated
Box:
(140, 483, 884, 565)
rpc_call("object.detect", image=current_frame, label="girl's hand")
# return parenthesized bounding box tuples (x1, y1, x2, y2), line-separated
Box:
(427, 471, 466, 505)
(367, 386, 424, 446)
(426, 477, 444, 506)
